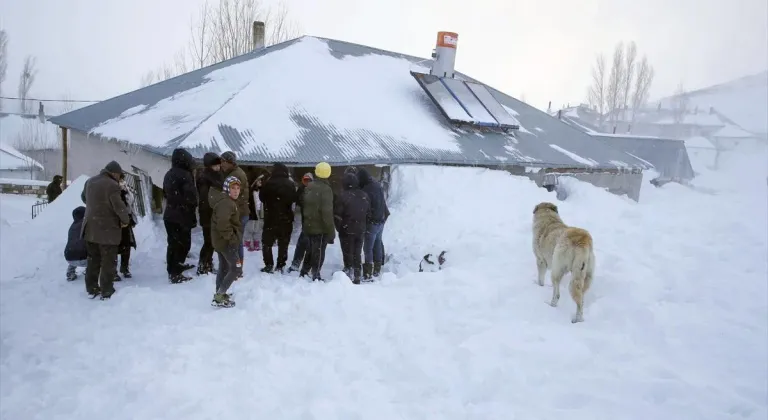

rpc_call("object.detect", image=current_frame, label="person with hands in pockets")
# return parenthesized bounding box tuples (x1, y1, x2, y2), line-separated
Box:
(209, 176, 244, 308)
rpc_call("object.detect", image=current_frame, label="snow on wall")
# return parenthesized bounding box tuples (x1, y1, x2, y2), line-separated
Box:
(91, 37, 462, 157)
(68, 130, 171, 188)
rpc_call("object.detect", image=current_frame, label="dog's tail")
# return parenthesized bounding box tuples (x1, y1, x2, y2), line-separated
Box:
(567, 228, 593, 288)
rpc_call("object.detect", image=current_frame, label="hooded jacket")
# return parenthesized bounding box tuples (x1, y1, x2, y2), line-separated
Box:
(223, 163, 249, 217)
(258, 163, 298, 227)
(302, 177, 335, 239)
(197, 152, 224, 227)
(357, 168, 390, 225)
(334, 173, 371, 236)
(163, 148, 198, 229)
(47, 175, 63, 203)
(209, 187, 243, 251)
(65, 206, 88, 261)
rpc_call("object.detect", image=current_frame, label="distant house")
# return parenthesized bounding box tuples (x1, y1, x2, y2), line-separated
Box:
(51, 34, 649, 201)
(0, 141, 44, 180)
(0, 114, 62, 180)
(592, 134, 695, 183)
(684, 136, 718, 170)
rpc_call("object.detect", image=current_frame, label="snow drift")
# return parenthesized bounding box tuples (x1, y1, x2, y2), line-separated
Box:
(0, 163, 766, 419)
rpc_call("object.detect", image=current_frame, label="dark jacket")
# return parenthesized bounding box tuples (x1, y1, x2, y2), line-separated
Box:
(209, 188, 242, 251)
(81, 170, 131, 245)
(258, 163, 297, 228)
(334, 173, 371, 236)
(224, 165, 249, 218)
(46, 175, 63, 203)
(197, 153, 224, 227)
(357, 168, 390, 225)
(64, 206, 87, 261)
(163, 148, 198, 229)
(302, 178, 335, 240)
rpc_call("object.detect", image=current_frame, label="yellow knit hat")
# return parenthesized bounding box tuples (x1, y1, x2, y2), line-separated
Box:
(315, 162, 331, 179)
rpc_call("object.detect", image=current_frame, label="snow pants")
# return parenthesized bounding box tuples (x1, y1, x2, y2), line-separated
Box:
(84, 242, 118, 297)
(216, 246, 242, 294)
(165, 221, 191, 276)
(66, 259, 87, 280)
(340, 233, 364, 270)
(262, 223, 293, 268)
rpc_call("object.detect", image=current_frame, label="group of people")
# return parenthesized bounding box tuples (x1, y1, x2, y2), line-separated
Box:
(63, 161, 138, 299)
(64, 148, 390, 307)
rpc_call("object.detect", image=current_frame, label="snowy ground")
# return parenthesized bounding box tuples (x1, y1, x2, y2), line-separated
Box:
(1, 154, 766, 419)
(0, 193, 42, 227)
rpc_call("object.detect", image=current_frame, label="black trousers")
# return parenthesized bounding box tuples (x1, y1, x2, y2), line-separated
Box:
(165, 221, 191, 275)
(262, 223, 293, 268)
(118, 246, 131, 272)
(302, 234, 329, 280)
(339, 233, 364, 270)
(290, 232, 309, 268)
(85, 241, 119, 296)
(199, 224, 215, 266)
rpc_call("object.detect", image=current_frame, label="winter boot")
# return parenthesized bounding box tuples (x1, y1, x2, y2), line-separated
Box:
(100, 291, 114, 301)
(260, 266, 274, 274)
(244, 241, 253, 252)
(180, 263, 195, 271)
(120, 268, 132, 279)
(373, 261, 382, 277)
(114, 274, 122, 282)
(274, 265, 285, 274)
(342, 266, 353, 279)
(362, 263, 373, 280)
(169, 273, 192, 284)
(352, 266, 362, 284)
(254, 240, 261, 251)
(87, 287, 102, 299)
(287, 262, 300, 273)
(196, 263, 210, 276)
(211, 293, 236, 308)
(66, 265, 78, 282)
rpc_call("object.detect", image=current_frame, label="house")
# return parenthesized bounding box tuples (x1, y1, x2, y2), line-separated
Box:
(684, 136, 718, 170)
(0, 114, 62, 180)
(592, 134, 695, 183)
(0, 141, 44, 180)
(50, 33, 649, 201)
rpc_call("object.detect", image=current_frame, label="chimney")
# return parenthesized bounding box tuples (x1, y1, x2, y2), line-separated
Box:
(557, 110, 562, 119)
(547, 101, 552, 113)
(429, 31, 458, 78)
(252, 21, 265, 50)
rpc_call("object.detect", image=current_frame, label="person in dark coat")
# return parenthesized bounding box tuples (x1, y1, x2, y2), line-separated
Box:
(288, 172, 313, 273)
(334, 172, 371, 284)
(46, 175, 63, 202)
(116, 175, 138, 280)
(258, 163, 298, 273)
(357, 168, 390, 280)
(80, 161, 131, 299)
(195, 152, 223, 275)
(64, 206, 88, 281)
(162, 148, 198, 283)
(300, 162, 335, 281)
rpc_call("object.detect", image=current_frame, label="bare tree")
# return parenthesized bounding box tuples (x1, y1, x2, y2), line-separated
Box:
(140, 71, 156, 87)
(0, 29, 8, 111)
(587, 53, 607, 126)
(630, 56, 654, 124)
(189, 1, 214, 69)
(17, 56, 38, 113)
(263, 1, 301, 45)
(605, 43, 625, 127)
(621, 41, 637, 121)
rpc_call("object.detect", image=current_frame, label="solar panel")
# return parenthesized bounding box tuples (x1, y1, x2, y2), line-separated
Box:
(466, 82, 521, 129)
(412, 73, 473, 123)
(441, 77, 498, 126)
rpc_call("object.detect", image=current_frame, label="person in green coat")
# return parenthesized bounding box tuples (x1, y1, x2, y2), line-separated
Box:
(209, 175, 243, 308)
(299, 162, 335, 281)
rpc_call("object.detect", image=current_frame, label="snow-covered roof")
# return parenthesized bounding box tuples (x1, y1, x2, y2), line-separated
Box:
(592, 134, 695, 181)
(656, 70, 768, 135)
(50, 36, 646, 171)
(653, 112, 724, 127)
(684, 136, 716, 149)
(711, 123, 755, 138)
(0, 142, 44, 171)
(0, 114, 60, 151)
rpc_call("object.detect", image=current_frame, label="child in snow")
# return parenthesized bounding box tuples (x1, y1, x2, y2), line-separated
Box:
(64, 206, 88, 281)
(209, 176, 244, 308)
(117, 175, 137, 279)
(244, 173, 265, 252)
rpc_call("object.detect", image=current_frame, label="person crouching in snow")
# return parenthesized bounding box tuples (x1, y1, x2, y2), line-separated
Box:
(64, 206, 88, 281)
(116, 175, 137, 280)
(209, 176, 244, 308)
(334, 172, 371, 284)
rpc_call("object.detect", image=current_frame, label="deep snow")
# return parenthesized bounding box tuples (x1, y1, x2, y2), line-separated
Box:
(0, 156, 766, 419)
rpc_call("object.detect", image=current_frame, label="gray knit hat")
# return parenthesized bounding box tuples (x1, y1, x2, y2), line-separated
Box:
(221, 151, 237, 164)
(105, 161, 123, 174)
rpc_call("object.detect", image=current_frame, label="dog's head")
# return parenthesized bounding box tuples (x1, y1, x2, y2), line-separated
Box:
(533, 202, 558, 215)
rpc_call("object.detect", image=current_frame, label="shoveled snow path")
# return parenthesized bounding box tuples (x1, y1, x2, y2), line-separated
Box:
(1, 162, 766, 419)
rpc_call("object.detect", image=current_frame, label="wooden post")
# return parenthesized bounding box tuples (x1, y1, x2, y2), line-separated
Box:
(61, 126, 68, 189)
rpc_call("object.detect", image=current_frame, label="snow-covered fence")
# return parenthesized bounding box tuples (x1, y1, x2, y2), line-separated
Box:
(31, 200, 48, 219)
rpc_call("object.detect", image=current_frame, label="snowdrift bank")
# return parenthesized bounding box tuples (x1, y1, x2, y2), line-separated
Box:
(0, 164, 766, 419)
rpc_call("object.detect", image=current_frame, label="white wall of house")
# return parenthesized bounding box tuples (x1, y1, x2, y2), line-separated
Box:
(0, 168, 43, 180)
(68, 129, 171, 187)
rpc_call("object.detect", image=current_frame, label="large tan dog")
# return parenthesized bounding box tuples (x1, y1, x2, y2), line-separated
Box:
(532, 202, 595, 323)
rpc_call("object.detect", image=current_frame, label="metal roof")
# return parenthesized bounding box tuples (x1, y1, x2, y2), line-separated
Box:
(50, 36, 646, 170)
(592, 134, 695, 181)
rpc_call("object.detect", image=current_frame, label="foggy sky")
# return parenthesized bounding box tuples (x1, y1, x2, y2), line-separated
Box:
(1, 0, 766, 111)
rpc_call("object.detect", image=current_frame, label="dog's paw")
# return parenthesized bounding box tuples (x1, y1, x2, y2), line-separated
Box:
(537, 280, 545, 287)
(571, 314, 584, 323)
(548, 300, 558, 307)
